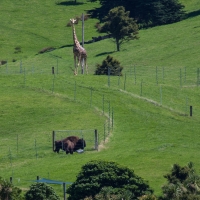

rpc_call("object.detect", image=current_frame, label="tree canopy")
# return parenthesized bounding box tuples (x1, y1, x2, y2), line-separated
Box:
(97, 6, 139, 51)
(160, 162, 200, 200)
(25, 182, 60, 200)
(0, 177, 23, 200)
(95, 55, 123, 76)
(87, 0, 185, 27)
(67, 160, 153, 200)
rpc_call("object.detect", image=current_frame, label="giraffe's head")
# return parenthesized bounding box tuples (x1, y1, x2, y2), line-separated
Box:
(70, 18, 77, 25)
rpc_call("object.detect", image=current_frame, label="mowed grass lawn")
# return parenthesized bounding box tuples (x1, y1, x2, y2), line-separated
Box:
(0, 0, 200, 198)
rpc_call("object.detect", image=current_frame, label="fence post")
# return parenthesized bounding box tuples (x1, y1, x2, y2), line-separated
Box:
(52, 131, 55, 152)
(102, 95, 104, 114)
(124, 73, 126, 90)
(74, 81, 76, 101)
(184, 67, 186, 84)
(37, 176, 40, 181)
(108, 68, 110, 87)
(35, 139, 38, 159)
(104, 123, 106, 142)
(63, 182, 66, 200)
(112, 107, 114, 130)
(180, 68, 182, 87)
(94, 129, 98, 151)
(190, 106, 193, 117)
(24, 68, 26, 87)
(197, 68, 199, 86)
(20, 60, 22, 73)
(6, 61, 8, 74)
(162, 66, 164, 82)
(134, 65, 136, 84)
(10, 177, 13, 183)
(17, 134, 19, 153)
(52, 67, 54, 74)
(57, 58, 58, 74)
(90, 87, 93, 107)
(160, 85, 162, 105)
(156, 66, 158, 85)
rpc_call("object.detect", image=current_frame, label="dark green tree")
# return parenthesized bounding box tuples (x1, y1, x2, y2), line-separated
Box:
(95, 55, 123, 76)
(159, 162, 200, 200)
(0, 177, 23, 200)
(87, 0, 185, 27)
(97, 6, 139, 51)
(67, 160, 153, 200)
(25, 182, 60, 200)
(136, 0, 185, 27)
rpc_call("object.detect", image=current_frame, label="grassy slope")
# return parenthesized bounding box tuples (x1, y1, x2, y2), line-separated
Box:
(0, 0, 200, 197)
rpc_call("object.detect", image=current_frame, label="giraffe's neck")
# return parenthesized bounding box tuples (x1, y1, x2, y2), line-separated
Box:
(72, 25, 81, 47)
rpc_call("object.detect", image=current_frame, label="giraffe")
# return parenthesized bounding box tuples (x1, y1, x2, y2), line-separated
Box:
(70, 18, 88, 75)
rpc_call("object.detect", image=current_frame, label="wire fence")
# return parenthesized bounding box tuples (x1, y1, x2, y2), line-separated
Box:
(1, 61, 200, 161)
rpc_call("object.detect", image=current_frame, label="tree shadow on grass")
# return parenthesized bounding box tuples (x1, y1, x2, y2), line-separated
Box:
(56, 1, 84, 6)
(186, 9, 200, 19)
(95, 51, 116, 57)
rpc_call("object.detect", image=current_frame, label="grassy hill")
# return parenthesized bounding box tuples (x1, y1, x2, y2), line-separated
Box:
(0, 0, 200, 198)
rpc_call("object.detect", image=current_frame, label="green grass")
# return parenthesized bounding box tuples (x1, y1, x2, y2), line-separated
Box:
(1, 0, 200, 198)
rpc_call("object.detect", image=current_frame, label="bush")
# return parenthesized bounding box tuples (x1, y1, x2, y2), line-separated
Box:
(95, 55, 123, 76)
(159, 162, 200, 200)
(0, 177, 23, 200)
(25, 182, 60, 200)
(67, 160, 153, 200)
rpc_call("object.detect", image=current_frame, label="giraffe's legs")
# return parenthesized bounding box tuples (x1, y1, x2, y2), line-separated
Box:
(85, 58, 88, 74)
(74, 55, 77, 75)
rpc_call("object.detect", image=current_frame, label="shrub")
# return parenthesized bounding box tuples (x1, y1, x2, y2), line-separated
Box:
(95, 55, 123, 76)
(25, 182, 60, 200)
(159, 162, 200, 200)
(0, 177, 23, 200)
(67, 160, 153, 200)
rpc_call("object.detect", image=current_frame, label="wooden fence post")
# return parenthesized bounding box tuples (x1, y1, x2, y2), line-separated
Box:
(94, 129, 98, 151)
(52, 131, 55, 152)
(63, 182, 66, 200)
(190, 106, 193, 116)
(10, 177, 12, 183)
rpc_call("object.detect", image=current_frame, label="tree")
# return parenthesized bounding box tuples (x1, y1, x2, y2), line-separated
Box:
(95, 55, 123, 76)
(135, 0, 185, 27)
(159, 162, 200, 200)
(25, 182, 60, 200)
(87, 0, 185, 27)
(67, 160, 153, 200)
(97, 6, 139, 51)
(0, 177, 23, 200)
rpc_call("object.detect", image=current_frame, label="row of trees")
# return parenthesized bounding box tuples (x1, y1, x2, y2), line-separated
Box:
(71, 0, 186, 51)
(2, 161, 200, 199)
(67, 161, 200, 200)
(87, 0, 186, 27)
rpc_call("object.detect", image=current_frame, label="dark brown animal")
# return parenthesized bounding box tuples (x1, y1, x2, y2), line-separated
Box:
(54, 136, 86, 154)
(64, 140, 75, 154)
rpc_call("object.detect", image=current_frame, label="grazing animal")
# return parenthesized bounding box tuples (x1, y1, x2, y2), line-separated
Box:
(70, 18, 88, 75)
(74, 138, 86, 151)
(54, 140, 64, 153)
(54, 136, 86, 154)
(64, 140, 75, 154)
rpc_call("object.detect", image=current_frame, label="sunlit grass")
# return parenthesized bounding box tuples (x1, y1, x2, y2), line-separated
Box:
(1, 0, 200, 198)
